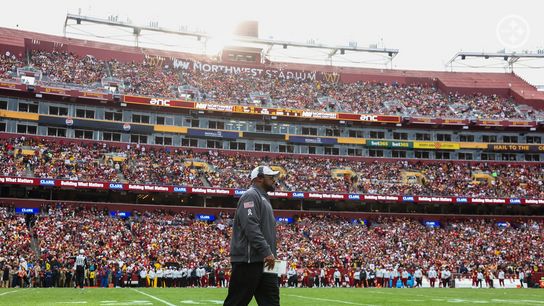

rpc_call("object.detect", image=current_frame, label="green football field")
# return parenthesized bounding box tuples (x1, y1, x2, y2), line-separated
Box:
(0, 287, 543, 305)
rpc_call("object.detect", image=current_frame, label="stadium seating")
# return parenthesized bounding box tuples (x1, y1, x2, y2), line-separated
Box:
(0, 203, 541, 288)
(0, 50, 541, 119)
(2, 137, 544, 198)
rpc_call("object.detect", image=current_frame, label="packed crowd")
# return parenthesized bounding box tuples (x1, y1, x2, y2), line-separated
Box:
(0, 50, 540, 119)
(0, 206, 34, 272)
(0, 203, 542, 288)
(1, 137, 201, 186)
(2, 136, 544, 198)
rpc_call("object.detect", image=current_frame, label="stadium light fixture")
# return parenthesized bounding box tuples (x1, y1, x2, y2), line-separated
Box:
(64, 14, 399, 68)
(447, 51, 544, 72)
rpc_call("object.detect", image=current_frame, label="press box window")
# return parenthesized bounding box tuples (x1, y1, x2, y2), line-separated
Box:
(181, 138, 198, 147)
(103, 132, 121, 142)
(18, 102, 38, 113)
(184, 119, 200, 128)
(0, 122, 5, 132)
(155, 136, 173, 146)
(75, 129, 93, 139)
(0, 100, 7, 110)
(208, 121, 225, 130)
(501, 153, 516, 161)
(347, 148, 362, 156)
(392, 150, 407, 158)
(256, 124, 272, 133)
(414, 150, 430, 159)
(301, 127, 318, 136)
(16, 124, 37, 134)
(393, 132, 408, 140)
(230, 142, 246, 150)
(325, 129, 340, 137)
(130, 134, 148, 144)
(254, 143, 271, 152)
(132, 114, 150, 124)
(481, 153, 496, 161)
(105, 111, 123, 121)
(436, 133, 451, 141)
(458, 152, 473, 160)
(156, 116, 174, 126)
(435, 151, 450, 160)
(482, 135, 497, 143)
(279, 145, 294, 153)
(459, 134, 474, 142)
(49, 106, 68, 116)
(278, 125, 289, 134)
(47, 127, 66, 137)
(348, 130, 364, 138)
(415, 133, 431, 141)
(75, 109, 95, 119)
(525, 154, 540, 161)
(526, 136, 541, 144)
(502, 135, 518, 143)
(368, 149, 384, 157)
(369, 131, 385, 139)
(207, 140, 222, 149)
(324, 147, 339, 155)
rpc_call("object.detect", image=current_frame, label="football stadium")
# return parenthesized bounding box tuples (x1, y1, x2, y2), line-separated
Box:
(0, 1, 544, 305)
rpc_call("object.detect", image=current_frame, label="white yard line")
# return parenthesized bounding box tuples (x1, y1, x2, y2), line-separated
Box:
(130, 289, 176, 306)
(0, 290, 18, 296)
(286, 294, 376, 306)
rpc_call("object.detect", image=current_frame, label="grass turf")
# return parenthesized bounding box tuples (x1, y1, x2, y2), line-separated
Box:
(0, 287, 543, 305)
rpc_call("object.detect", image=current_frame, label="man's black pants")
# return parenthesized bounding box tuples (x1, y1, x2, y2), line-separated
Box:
(76, 266, 84, 288)
(224, 262, 279, 306)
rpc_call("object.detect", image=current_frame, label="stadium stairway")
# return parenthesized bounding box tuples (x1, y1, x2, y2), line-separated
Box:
(29, 221, 41, 262)
(200, 176, 212, 187)
(116, 172, 127, 183)
(24, 167, 34, 178)
(30, 235, 40, 261)
(278, 181, 289, 191)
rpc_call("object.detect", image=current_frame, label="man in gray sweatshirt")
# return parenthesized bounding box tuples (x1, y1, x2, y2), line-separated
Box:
(223, 165, 280, 306)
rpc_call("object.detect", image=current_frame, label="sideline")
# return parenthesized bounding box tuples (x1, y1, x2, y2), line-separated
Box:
(286, 294, 376, 306)
(130, 288, 176, 306)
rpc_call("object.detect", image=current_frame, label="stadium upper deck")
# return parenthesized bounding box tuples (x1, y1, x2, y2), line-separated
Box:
(0, 27, 544, 122)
